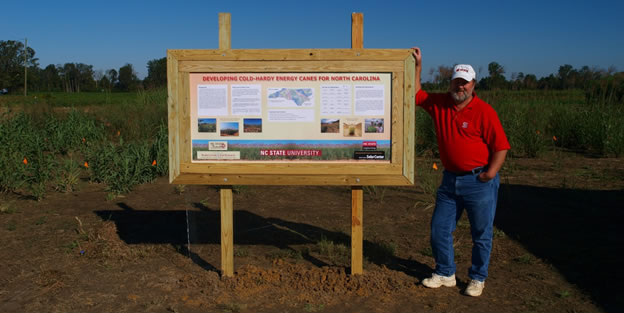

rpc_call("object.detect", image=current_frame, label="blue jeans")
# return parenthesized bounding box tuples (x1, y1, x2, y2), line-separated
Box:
(431, 170, 500, 282)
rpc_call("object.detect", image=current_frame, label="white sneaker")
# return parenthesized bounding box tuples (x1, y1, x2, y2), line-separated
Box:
(465, 279, 485, 296)
(422, 273, 456, 288)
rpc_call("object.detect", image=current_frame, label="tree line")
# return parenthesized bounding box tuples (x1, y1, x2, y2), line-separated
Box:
(423, 61, 622, 98)
(1, 40, 621, 100)
(0, 40, 166, 93)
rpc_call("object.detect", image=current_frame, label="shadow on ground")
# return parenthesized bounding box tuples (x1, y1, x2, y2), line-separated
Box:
(496, 183, 624, 313)
(95, 202, 430, 280)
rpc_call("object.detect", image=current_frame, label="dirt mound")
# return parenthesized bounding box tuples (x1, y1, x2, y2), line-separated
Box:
(175, 261, 415, 309)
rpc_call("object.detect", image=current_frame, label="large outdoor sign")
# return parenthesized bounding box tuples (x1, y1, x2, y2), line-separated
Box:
(168, 49, 415, 186)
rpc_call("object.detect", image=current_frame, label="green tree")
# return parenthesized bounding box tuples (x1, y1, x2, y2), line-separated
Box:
(106, 69, 118, 91)
(523, 74, 538, 89)
(478, 61, 507, 90)
(117, 63, 139, 91)
(0, 40, 39, 93)
(144, 57, 167, 88)
(41, 64, 61, 91)
(558, 64, 577, 89)
(57, 63, 96, 92)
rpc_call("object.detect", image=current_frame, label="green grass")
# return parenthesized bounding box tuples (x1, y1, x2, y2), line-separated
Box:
(363, 185, 387, 203)
(234, 247, 250, 257)
(514, 254, 536, 265)
(315, 236, 349, 265)
(366, 240, 397, 263)
(266, 248, 303, 260)
(0, 91, 141, 108)
(556, 289, 571, 299)
(420, 247, 433, 257)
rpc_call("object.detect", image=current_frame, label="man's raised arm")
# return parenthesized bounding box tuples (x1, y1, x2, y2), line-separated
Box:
(411, 47, 422, 94)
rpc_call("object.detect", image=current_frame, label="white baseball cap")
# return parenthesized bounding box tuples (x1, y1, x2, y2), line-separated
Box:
(452, 64, 476, 81)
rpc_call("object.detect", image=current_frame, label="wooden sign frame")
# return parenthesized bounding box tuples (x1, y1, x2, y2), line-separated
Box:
(167, 49, 416, 186)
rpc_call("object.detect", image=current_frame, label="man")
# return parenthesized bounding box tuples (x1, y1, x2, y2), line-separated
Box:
(412, 47, 510, 297)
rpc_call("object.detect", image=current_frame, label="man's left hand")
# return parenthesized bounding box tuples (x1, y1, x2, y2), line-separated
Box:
(478, 171, 496, 182)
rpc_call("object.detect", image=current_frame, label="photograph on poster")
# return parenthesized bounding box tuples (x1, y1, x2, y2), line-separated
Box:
(365, 118, 384, 133)
(343, 122, 362, 137)
(220, 122, 239, 137)
(198, 118, 217, 133)
(320, 119, 340, 133)
(243, 119, 262, 133)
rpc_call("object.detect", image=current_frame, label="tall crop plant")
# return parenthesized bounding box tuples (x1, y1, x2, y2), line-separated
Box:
(24, 136, 56, 200)
(415, 109, 438, 157)
(151, 122, 169, 176)
(44, 110, 105, 154)
(86, 139, 159, 195)
(496, 102, 546, 158)
(0, 112, 36, 192)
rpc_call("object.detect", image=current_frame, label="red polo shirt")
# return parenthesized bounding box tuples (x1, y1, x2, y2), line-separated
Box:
(416, 89, 510, 173)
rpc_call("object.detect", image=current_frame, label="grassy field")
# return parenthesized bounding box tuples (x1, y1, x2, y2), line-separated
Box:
(1, 88, 622, 200)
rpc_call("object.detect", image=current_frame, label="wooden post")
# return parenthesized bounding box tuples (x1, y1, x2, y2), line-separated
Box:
(219, 12, 234, 278)
(219, 13, 231, 51)
(220, 187, 234, 277)
(351, 13, 363, 50)
(351, 12, 364, 275)
(351, 186, 363, 274)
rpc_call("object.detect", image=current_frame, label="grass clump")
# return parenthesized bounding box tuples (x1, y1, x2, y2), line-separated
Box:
(266, 248, 303, 260)
(315, 236, 349, 265)
(0, 202, 18, 214)
(54, 158, 82, 192)
(514, 253, 536, 265)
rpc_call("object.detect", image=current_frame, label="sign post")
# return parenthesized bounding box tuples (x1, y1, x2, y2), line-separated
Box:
(351, 12, 364, 275)
(218, 13, 235, 278)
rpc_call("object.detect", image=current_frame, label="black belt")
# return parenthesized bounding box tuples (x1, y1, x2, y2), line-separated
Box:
(451, 167, 485, 176)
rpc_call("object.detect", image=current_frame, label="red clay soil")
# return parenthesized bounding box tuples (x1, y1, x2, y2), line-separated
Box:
(1, 154, 622, 312)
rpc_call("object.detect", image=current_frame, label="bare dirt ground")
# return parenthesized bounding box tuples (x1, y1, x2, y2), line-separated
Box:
(1, 153, 623, 313)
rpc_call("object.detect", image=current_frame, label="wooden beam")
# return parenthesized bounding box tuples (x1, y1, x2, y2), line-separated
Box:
(219, 13, 231, 50)
(169, 48, 411, 61)
(351, 13, 363, 49)
(220, 187, 234, 277)
(172, 173, 412, 186)
(166, 52, 180, 182)
(351, 186, 363, 274)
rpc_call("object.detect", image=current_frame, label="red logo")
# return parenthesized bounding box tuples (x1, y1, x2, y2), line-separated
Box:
(363, 141, 377, 148)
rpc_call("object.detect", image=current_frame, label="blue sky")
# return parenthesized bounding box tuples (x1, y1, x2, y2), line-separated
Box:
(2, 1, 622, 80)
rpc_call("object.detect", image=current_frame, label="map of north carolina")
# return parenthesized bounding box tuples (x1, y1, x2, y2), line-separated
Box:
(268, 88, 313, 106)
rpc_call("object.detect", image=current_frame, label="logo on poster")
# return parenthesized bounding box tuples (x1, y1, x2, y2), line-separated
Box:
(362, 141, 377, 151)
(209, 141, 228, 151)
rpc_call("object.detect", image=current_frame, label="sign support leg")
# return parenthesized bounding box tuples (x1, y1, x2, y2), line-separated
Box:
(218, 13, 234, 278)
(220, 187, 234, 277)
(351, 186, 363, 275)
